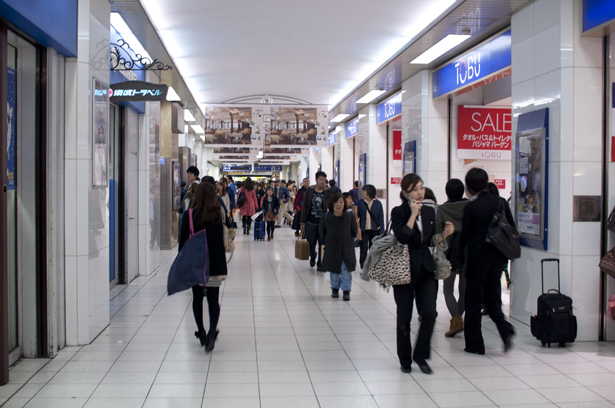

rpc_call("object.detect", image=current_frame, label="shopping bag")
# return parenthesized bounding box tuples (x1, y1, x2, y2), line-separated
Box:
(252, 211, 264, 222)
(295, 237, 310, 260)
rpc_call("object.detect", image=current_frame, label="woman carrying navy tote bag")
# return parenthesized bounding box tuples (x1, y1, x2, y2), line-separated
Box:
(168, 182, 227, 351)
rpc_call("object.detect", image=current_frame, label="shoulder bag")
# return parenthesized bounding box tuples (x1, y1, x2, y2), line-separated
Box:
(430, 235, 451, 280)
(599, 247, 615, 278)
(366, 223, 411, 289)
(485, 198, 521, 260)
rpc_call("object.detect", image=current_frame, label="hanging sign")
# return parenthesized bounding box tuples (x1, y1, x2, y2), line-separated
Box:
(376, 91, 403, 124)
(457, 106, 512, 160)
(393, 130, 402, 160)
(254, 165, 282, 172)
(222, 164, 252, 172)
(110, 81, 168, 101)
(346, 118, 359, 138)
(328, 131, 336, 146)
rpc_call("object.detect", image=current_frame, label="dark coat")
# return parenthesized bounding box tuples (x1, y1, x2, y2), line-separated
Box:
(459, 192, 516, 273)
(357, 199, 385, 234)
(319, 211, 358, 273)
(262, 195, 280, 215)
(179, 210, 228, 278)
(300, 187, 332, 225)
(226, 186, 236, 209)
(391, 202, 436, 274)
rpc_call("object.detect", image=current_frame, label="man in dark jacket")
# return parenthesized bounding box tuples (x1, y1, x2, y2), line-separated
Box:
(300, 171, 331, 270)
(459, 168, 515, 355)
(349, 181, 360, 204)
(222, 177, 236, 210)
(329, 179, 341, 195)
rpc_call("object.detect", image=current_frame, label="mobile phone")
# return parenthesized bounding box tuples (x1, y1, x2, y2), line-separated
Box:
(402, 191, 412, 201)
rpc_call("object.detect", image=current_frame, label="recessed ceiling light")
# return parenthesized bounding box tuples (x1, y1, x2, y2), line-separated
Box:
(331, 114, 350, 123)
(410, 34, 471, 64)
(166, 87, 181, 101)
(191, 125, 204, 133)
(184, 110, 195, 121)
(356, 90, 385, 104)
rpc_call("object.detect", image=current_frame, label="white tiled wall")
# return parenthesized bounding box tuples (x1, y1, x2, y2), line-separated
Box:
(510, 0, 603, 341)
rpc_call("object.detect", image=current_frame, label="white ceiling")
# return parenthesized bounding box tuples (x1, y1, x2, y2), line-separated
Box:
(139, 0, 460, 106)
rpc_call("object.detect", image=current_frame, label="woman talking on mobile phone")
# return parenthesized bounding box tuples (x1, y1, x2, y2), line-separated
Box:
(391, 173, 454, 375)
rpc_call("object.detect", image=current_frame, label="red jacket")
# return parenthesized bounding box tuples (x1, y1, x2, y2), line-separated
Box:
(239, 188, 258, 217)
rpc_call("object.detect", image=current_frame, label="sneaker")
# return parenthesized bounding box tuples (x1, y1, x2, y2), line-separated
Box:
(331, 289, 339, 298)
(343, 291, 350, 301)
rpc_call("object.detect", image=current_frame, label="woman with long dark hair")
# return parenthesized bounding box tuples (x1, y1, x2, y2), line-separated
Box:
(179, 182, 227, 351)
(357, 184, 385, 269)
(391, 173, 454, 374)
(239, 177, 258, 234)
(263, 186, 280, 240)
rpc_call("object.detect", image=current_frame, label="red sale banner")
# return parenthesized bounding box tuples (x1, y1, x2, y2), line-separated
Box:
(458, 106, 512, 160)
(494, 179, 506, 189)
(393, 130, 402, 160)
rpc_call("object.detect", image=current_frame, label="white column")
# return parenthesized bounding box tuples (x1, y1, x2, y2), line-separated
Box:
(367, 105, 388, 214)
(340, 129, 354, 193)
(322, 145, 334, 181)
(308, 148, 320, 182)
(510, 0, 603, 340)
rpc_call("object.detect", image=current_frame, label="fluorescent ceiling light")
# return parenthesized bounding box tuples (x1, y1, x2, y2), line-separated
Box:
(166, 87, 181, 101)
(410, 34, 471, 65)
(334, 126, 342, 134)
(191, 125, 205, 133)
(184, 125, 189, 133)
(358, 114, 366, 119)
(184, 110, 195, 121)
(331, 114, 349, 123)
(200, 135, 205, 141)
(110, 13, 152, 62)
(356, 90, 385, 104)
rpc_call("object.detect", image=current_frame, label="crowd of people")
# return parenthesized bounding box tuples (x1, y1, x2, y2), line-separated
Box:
(176, 166, 516, 375)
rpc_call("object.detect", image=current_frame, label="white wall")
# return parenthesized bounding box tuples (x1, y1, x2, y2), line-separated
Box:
(510, 0, 603, 340)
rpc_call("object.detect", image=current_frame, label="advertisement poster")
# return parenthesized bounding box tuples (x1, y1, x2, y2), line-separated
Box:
(268, 106, 327, 147)
(516, 131, 544, 239)
(7, 67, 15, 190)
(203, 106, 254, 146)
(92, 78, 109, 188)
(457, 106, 512, 160)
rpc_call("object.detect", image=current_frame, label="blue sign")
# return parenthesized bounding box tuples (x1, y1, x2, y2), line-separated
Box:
(346, 118, 359, 138)
(253, 165, 282, 172)
(432, 30, 511, 99)
(376, 92, 403, 124)
(328, 132, 336, 146)
(0, 0, 78, 57)
(222, 164, 252, 172)
(6, 67, 15, 191)
(583, 0, 615, 32)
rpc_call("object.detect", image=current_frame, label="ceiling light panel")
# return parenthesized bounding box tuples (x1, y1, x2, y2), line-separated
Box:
(184, 110, 196, 121)
(356, 90, 386, 104)
(191, 125, 205, 133)
(166, 87, 182, 101)
(410, 34, 471, 65)
(331, 114, 349, 123)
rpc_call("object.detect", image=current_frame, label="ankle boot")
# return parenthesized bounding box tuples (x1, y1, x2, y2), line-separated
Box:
(445, 315, 464, 337)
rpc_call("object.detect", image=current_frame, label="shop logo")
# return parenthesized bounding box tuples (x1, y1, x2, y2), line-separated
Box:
(455, 52, 481, 85)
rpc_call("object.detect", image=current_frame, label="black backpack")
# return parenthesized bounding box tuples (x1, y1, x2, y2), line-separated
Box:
(530, 259, 577, 347)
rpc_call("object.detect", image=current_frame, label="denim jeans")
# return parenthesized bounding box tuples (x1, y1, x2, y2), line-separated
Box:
(330, 262, 352, 292)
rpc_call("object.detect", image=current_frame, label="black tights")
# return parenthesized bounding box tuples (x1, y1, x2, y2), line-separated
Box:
(242, 216, 252, 229)
(191, 286, 220, 335)
(266, 221, 275, 237)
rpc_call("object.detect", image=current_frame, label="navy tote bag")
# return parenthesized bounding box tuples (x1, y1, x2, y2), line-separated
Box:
(167, 209, 210, 295)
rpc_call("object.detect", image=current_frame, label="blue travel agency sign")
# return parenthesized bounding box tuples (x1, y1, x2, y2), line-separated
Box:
(432, 29, 511, 99)
(376, 91, 403, 125)
(346, 118, 359, 138)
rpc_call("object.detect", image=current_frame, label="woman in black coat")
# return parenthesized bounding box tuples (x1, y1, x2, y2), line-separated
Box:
(179, 182, 228, 352)
(391, 174, 454, 375)
(459, 168, 515, 355)
(319, 193, 358, 301)
(263, 186, 280, 240)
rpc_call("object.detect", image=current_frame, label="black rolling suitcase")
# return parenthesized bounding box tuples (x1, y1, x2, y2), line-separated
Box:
(254, 221, 265, 241)
(530, 259, 577, 347)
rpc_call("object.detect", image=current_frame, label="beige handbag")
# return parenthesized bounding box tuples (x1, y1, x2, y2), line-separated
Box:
(222, 208, 235, 263)
(430, 235, 451, 280)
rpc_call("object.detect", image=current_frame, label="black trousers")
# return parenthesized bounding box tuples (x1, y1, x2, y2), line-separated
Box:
(393, 266, 438, 368)
(359, 230, 379, 269)
(266, 221, 275, 237)
(192, 286, 220, 335)
(242, 216, 252, 230)
(464, 258, 514, 353)
(305, 223, 322, 266)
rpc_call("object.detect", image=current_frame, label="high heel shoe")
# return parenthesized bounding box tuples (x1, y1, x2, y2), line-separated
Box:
(205, 330, 219, 352)
(194, 330, 207, 347)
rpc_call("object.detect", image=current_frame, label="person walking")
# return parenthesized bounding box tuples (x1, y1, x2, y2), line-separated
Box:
(217, 180, 230, 213)
(436, 178, 469, 337)
(460, 168, 515, 355)
(239, 177, 258, 235)
(263, 186, 280, 240)
(300, 171, 332, 271)
(349, 180, 360, 205)
(277, 180, 293, 227)
(320, 193, 358, 301)
(357, 184, 385, 269)
(329, 179, 341, 195)
(422, 187, 438, 212)
(391, 173, 454, 374)
(293, 178, 309, 237)
(179, 182, 227, 352)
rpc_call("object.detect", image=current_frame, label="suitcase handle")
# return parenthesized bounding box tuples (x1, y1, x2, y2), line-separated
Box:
(541, 258, 560, 294)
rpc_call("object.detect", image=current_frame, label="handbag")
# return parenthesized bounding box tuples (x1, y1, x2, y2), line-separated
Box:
(607, 206, 615, 232)
(167, 209, 210, 295)
(295, 237, 310, 260)
(236, 191, 246, 208)
(485, 198, 521, 260)
(221, 208, 235, 263)
(599, 247, 615, 278)
(366, 224, 411, 288)
(430, 235, 451, 280)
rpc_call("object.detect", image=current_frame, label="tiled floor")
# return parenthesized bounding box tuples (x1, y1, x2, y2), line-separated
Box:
(3, 226, 615, 408)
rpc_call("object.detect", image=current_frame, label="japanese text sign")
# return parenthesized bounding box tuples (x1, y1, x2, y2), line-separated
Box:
(457, 106, 512, 160)
(393, 130, 402, 160)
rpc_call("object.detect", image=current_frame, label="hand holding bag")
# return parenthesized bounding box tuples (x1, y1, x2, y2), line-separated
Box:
(485, 198, 521, 260)
(295, 236, 310, 260)
(430, 235, 451, 280)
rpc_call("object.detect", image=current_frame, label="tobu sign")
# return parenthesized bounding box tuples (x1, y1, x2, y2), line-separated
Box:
(457, 106, 512, 160)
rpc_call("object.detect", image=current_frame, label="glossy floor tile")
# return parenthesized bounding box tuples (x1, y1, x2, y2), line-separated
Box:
(2, 226, 615, 408)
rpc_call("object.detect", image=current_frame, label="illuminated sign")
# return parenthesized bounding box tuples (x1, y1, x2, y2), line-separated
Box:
(432, 30, 511, 99)
(583, 0, 615, 32)
(328, 132, 336, 146)
(254, 165, 282, 171)
(222, 164, 252, 172)
(457, 106, 512, 160)
(376, 91, 403, 124)
(110, 81, 168, 101)
(346, 118, 359, 138)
